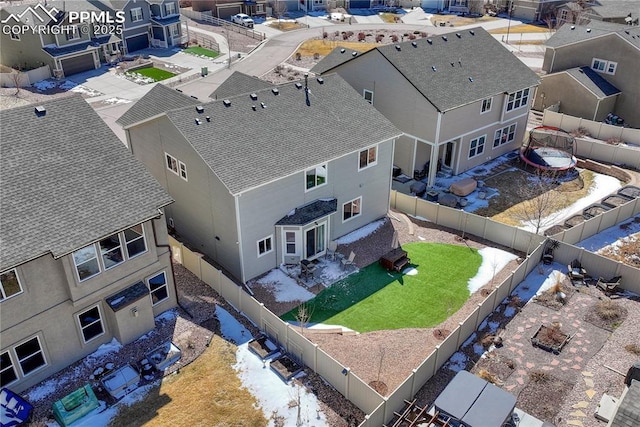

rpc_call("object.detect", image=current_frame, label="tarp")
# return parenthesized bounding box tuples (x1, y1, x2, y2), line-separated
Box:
(434, 371, 516, 427)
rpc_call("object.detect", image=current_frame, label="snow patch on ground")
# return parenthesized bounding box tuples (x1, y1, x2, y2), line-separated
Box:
(467, 247, 518, 294)
(253, 269, 315, 302)
(336, 218, 385, 244)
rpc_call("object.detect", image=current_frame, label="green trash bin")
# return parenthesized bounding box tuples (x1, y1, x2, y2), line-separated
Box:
(201, 66, 208, 76)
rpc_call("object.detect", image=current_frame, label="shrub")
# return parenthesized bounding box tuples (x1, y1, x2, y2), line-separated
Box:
(421, 32, 428, 37)
(323, 31, 328, 39)
(570, 127, 590, 138)
(625, 343, 640, 356)
(313, 52, 319, 60)
(376, 34, 384, 42)
(529, 370, 551, 383)
(391, 34, 399, 42)
(606, 137, 623, 145)
(596, 300, 625, 321)
(342, 32, 349, 40)
(334, 30, 340, 37)
(408, 34, 416, 40)
(346, 31, 354, 37)
(478, 369, 499, 384)
(295, 52, 301, 60)
(358, 32, 366, 41)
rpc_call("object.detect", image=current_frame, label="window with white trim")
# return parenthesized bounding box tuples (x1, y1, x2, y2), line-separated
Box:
(148, 271, 169, 305)
(65, 26, 81, 41)
(559, 9, 568, 22)
(506, 88, 530, 112)
(14, 336, 46, 376)
(469, 135, 486, 158)
(343, 197, 361, 222)
(1, 269, 23, 302)
(606, 61, 617, 75)
(285, 231, 296, 254)
(1, 351, 17, 386)
(591, 58, 606, 72)
(305, 164, 327, 190)
(493, 124, 517, 148)
(178, 161, 188, 181)
(165, 2, 176, 15)
(257, 235, 273, 256)
(481, 97, 492, 113)
(78, 306, 104, 343)
(165, 153, 178, 174)
(363, 89, 374, 105)
(72, 226, 147, 282)
(358, 146, 377, 170)
(130, 7, 143, 22)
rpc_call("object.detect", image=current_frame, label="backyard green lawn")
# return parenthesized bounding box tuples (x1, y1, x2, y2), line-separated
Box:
(183, 46, 219, 58)
(134, 67, 176, 81)
(282, 242, 482, 332)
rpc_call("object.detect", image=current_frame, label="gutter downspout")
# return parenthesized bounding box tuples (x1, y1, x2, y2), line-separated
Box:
(234, 194, 246, 284)
(428, 112, 443, 188)
(151, 214, 193, 318)
(593, 98, 601, 121)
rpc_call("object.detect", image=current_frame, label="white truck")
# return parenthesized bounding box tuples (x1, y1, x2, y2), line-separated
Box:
(231, 13, 254, 28)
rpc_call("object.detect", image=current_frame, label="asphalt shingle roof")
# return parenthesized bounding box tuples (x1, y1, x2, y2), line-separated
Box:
(310, 46, 361, 75)
(164, 74, 402, 195)
(0, 95, 173, 270)
(210, 71, 274, 100)
(275, 199, 338, 225)
(610, 380, 640, 427)
(565, 66, 621, 97)
(315, 27, 539, 112)
(116, 84, 199, 128)
(545, 21, 640, 49)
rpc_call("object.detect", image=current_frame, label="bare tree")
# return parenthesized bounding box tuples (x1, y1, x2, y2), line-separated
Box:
(512, 170, 563, 234)
(271, 0, 287, 18)
(468, 0, 484, 15)
(294, 303, 314, 335)
(9, 70, 25, 96)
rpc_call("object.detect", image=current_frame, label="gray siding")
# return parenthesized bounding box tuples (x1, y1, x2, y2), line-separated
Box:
(127, 117, 242, 279)
(0, 29, 52, 70)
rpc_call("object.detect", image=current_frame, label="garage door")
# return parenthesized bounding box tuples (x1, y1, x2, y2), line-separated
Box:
(126, 34, 149, 53)
(60, 54, 95, 77)
(217, 5, 241, 19)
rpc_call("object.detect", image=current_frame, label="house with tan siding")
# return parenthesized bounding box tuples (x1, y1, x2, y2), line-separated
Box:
(0, 96, 175, 393)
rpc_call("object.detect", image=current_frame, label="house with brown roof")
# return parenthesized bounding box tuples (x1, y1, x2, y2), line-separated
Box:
(0, 96, 175, 393)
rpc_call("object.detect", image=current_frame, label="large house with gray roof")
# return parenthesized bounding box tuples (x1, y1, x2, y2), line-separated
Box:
(533, 22, 640, 127)
(0, 96, 176, 393)
(312, 27, 540, 188)
(117, 78, 402, 283)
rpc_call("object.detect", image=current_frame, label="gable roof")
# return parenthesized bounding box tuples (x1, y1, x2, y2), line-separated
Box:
(161, 74, 401, 195)
(316, 27, 540, 112)
(546, 21, 640, 49)
(116, 83, 199, 128)
(565, 66, 621, 97)
(588, 0, 640, 18)
(276, 199, 338, 226)
(210, 71, 273, 99)
(0, 95, 173, 270)
(310, 46, 362, 75)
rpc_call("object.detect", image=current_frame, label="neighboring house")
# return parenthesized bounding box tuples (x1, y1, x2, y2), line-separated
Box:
(148, 0, 187, 48)
(191, 0, 267, 19)
(0, 3, 112, 77)
(0, 96, 175, 393)
(117, 76, 402, 283)
(209, 71, 272, 99)
(557, 0, 640, 25)
(534, 22, 640, 127)
(312, 27, 540, 188)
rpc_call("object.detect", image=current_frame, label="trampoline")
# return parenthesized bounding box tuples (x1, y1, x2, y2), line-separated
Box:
(520, 126, 577, 172)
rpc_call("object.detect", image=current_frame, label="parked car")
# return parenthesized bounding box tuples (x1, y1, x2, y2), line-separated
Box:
(232, 13, 254, 28)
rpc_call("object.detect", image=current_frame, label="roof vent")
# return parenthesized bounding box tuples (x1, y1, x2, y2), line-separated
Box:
(395, 44, 401, 51)
(175, 88, 183, 92)
(190, 95, 198, 99)
(352, 51, 358, 56)
(34, 105, 46, 116)
(260, 102, 266, 109)
(431, 66, 437, 72)
(570, 25, 575, 30)
(316, 77, 324, 84)
(427, 38, 433, 44)
(624, 30, 629, 34)
(456, 33, 461, 38)
(223, 99, 231, 107)
(206, 116, 211, 122)
(411, 41, 417, 47)
(252, 105, 257, 111)
(442, 36, 447, 41)
(195, 105, 204, 113)
(340, 48, 346, 53)
(469, 30, 475, 35)
(295, 82, 303, 89)
(586, 28, 591, 32)
(250, 93, 258, 100)
(272, 88, 279, 95)
(468, 77, 473, 82)
(195, 118, 201, 125)
(578, 68, 584, 73)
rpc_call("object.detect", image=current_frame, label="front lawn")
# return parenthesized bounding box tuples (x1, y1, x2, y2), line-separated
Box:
(132, 66, 176, 81)
(282, 242, 481, 332)
(183, 46, 219, 58)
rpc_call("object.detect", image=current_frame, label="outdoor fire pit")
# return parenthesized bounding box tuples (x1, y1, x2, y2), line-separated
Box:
(531, 324, 571, 354)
